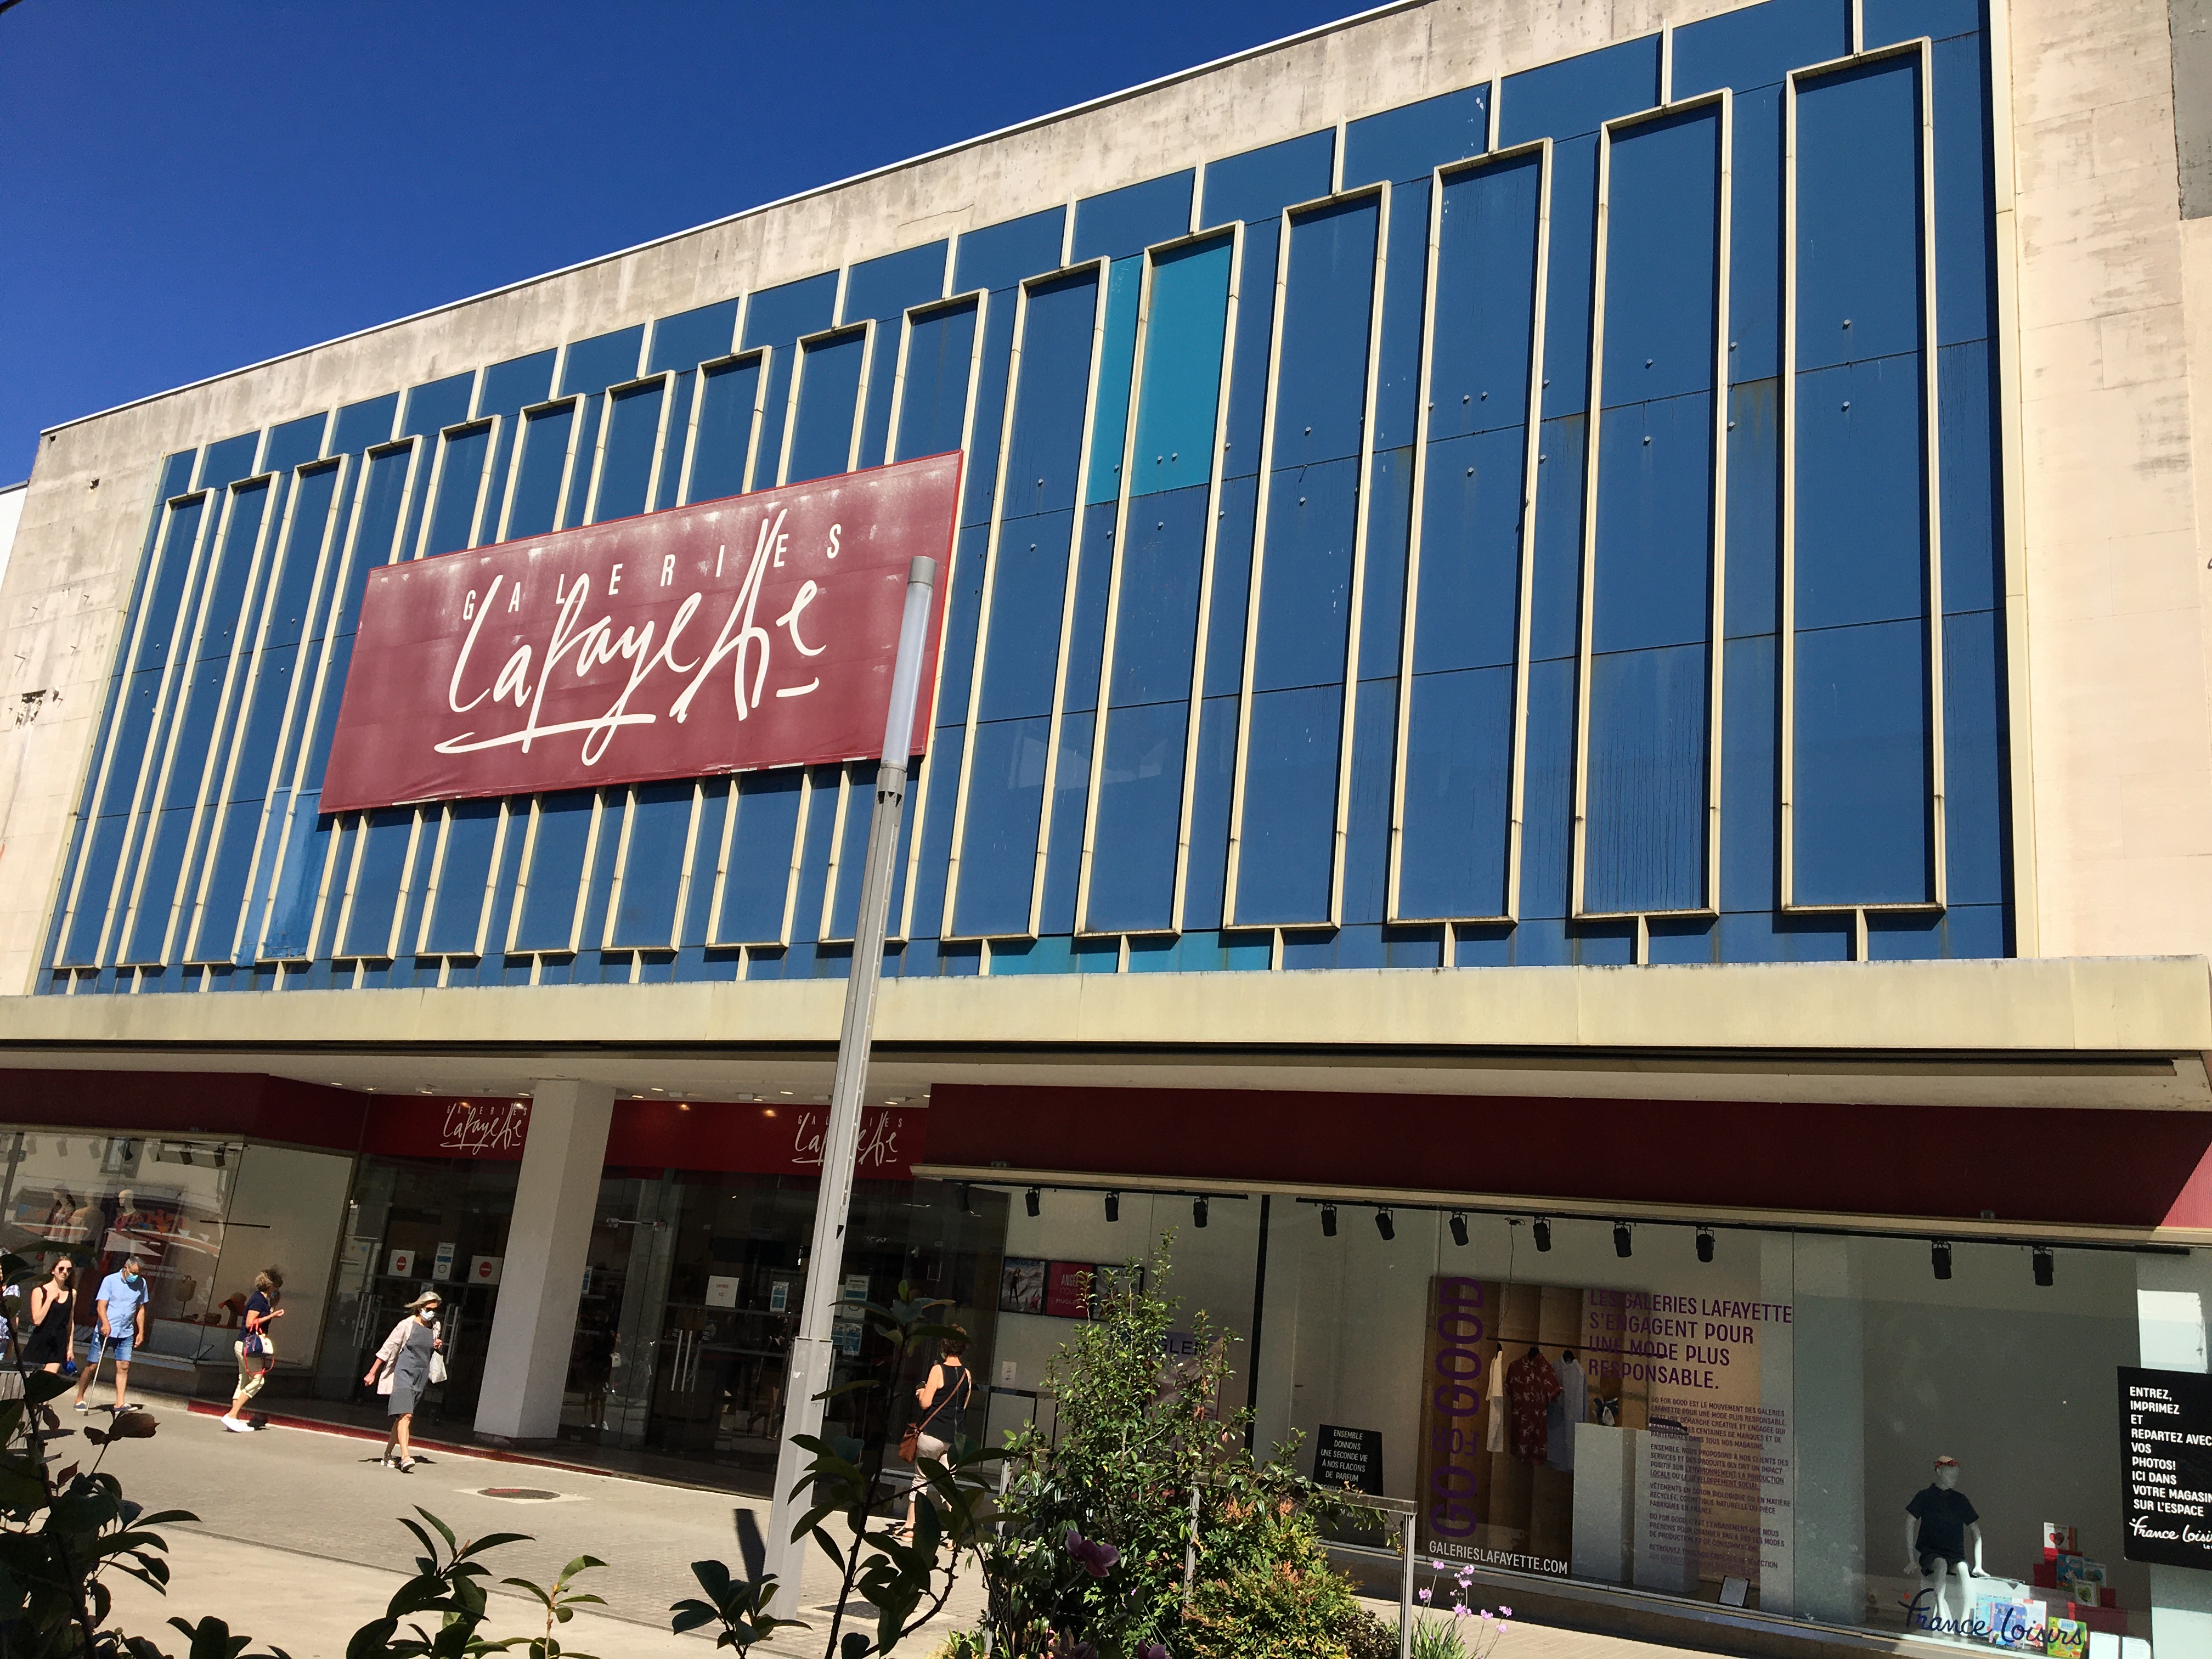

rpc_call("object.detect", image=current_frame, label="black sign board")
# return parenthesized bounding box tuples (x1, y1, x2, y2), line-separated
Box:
(2119, 1365, 2212, 1567)
(1314, 1424, 1384, 1496)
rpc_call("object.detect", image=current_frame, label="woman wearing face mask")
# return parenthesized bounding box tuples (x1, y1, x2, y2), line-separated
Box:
(364, 1291, 442, 1472)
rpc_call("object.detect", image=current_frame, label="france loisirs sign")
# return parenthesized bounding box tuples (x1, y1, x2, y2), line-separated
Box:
(319, 453, 961, 814)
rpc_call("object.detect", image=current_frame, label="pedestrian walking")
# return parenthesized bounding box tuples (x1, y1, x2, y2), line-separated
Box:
(219, 1269, 285, 1432)
(72, 1255, 148, 1415)
(363, 1291, 442, 1471)
(893, 1328, 972, 1538)
(20, 1259, 76, 1378)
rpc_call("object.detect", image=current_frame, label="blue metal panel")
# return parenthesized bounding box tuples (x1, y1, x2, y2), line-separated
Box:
(1937, 339, 1998, 614)
(1528, 416, 1586, 662)
(1399, 664, 1514, 918)
(320, 449, 411, 658)
(511, 791, 595, 950)
(1221, 220, 1280, 482)
(1181, 695, 1239, 928)
(1088, 699, 1189, 933)
(907, 729, 966, 938)
(561, 401, 604, 533)
(1430, 151, 1543, 442)
(194, 646, 297, 957)
(1359, 446, 1414, 680)
(1499, 37, 1661, 145)
(1581, 642, 1709, 912)
(953, 208, 1065, 295)
(197, 432, 262, 490)
(1793, 617, 1932, 904)
(690, 356, 760, 504)
(1541, 137, 1598, 419)
(330, 394, 399, 457)
(481, 349, 558, 412)
(593, 380, 665, 520)
(122, 803, 191, 960)
(894, 299, 978, 462)
(1234, 683, 1341, 923)
(422, 799, 501, 954)
(1200, 131, 1334, 228)
(1414, 429, 1525, 674)
(404, 374, 473, 439)
(1271, 197, 1379, 471)
(650, 301, 739, 373)
(963, 289, 1022, 526)
(845, 245, 949, 466)
(612, 781, 692, 947)
(1252, 456, 1358, 691)
(953, 717, 1049, 934)
(1038, 709, 1092, 934)
(785, 768, 842, 945)
(784, 330, 866, 486)
(1204, 474, 1259, 695)
(1517, 659, 1577, 920)
(1796, 55, 1925, 370)
(1343, 87, 1489, 189)
(1942, 608, 2006, 906)
(826, 766, 874, 940)
(1084, 261, 1144, 506)
(198, 479, 272, 659)
(742, 274, 839, 488)
(1672, 0, 1851, 97)
(558, 328, 646, 398)
(267, 465, 344, 651)
(1591, 393, 1714, 651)
(654, 374, 696, 514)
(1074, 172, 1195, 262)
(1109, 484, 1210, 704)
(1863, 0, 1979, 47)
(1719, 632, 1779, 911)
(1002, 269, 1099, 519)
(1648, 918, 1718, 963)
(1061, 503, 1116, 715)
(1795, 356, 1926, 629)
(1601, 105, 1722, 404)
(573, 795, 622, 958)
(977, 508, 1077, 721)
(884, 749, 926, 935)
(506, 404, 575, 538)
(1729, 86, 1786, 385)
(263, 415, 325, 477)
(422, 424, 490, 556)
(718, 770, 803, 943)
(934, 523, 991, 727)
(1130, 235, 1233, 499)
(340, 810, 416, 957)
(1727, 909, 1863, 960)
(1372, 179, 1431, 454)
(131, 496, 208, 682)
(1724, 380, 1782, 638)
(255, 794, 331, 959)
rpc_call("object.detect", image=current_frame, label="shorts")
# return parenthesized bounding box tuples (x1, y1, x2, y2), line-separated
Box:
(909, 1433, 949, 1491)
(89, 1329, 134, 1365)
(1918, 1550, 1967, 1576)
(234, 1339, 273, 1400)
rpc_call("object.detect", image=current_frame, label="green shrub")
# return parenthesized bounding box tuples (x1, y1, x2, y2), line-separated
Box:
(1338, 1608, 1398, 1659)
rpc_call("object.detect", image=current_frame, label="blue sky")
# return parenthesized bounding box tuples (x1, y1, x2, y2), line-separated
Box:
(0, 1, 1362, 481)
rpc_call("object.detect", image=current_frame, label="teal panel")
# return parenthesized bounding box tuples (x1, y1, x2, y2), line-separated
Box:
(1083, 259, 1144, 506)
(1128, 234, 1233, 500)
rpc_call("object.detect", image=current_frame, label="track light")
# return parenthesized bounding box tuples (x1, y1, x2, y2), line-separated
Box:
(1375, 1209, 1396, 1242)
(1321, 1203, 1338, 1238)
(2033, 1245, 2054, 1288)
(1931, 1240, 1952, 1280)
(1696, 1227, 1714, 1263)
(1533, 1217, 1552, 1252)
(1449, 1212, 1469, 1248)
(1613, 1223, 1633, 1259)
(1105, 1190, 1120, 1223)
(1025, 1187, 1040, 1218)
(1193, 1197, 1209, 1229)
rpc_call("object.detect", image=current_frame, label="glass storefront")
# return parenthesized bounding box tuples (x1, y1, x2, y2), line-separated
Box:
(980, 1189, 2154, 1650)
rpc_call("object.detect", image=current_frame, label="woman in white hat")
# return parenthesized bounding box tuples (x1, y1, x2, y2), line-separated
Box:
(363, 1290, 443, 1471)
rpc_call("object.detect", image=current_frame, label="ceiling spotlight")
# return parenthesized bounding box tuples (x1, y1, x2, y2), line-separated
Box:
(1696, 1227, 1715, 1263)
(1105, 1190, 1121, 1223)
(1613, 1223, 1633, 1259)
(1375, 1209, 1396, 1242)
(1025, 1187, 1040, 1218)
(1193, 1197, 1209, 1229)
(2033, 1245, 2054, 1288)
(1533, 1217, 1552, 1252)
(1931, 1240, 1953, 1280)
(1449, 1212, 1469, 1248)
(1321, 1203, 1338, 1238)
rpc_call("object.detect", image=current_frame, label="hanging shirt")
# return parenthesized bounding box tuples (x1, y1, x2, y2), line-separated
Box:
(1485, 1345, 1507, 1452)
(1547, 1353, 1590, 1471)
(1506, 1349, 1562, 1463)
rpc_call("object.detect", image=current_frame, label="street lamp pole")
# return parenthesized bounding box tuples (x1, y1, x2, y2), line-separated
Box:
(763, 553, 938, 1597)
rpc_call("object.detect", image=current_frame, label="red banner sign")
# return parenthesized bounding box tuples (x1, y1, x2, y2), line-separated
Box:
(320, 454, 961, 812)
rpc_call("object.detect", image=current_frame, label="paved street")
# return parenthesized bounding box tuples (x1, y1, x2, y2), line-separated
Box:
(88, 1394, 1717, 1659)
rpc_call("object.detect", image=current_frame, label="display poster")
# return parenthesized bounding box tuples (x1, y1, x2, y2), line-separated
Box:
(1415, 1276, 1788, 1602)
(1315, 1424, 1385, 1495)
(2119, 1365, 2212, 1567)
(1043, 1262, 1097, 1319)
(1000, 1258, 1046, 1314)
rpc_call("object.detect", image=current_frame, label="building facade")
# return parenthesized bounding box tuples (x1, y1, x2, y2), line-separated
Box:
(3, 0, 2212, 1649)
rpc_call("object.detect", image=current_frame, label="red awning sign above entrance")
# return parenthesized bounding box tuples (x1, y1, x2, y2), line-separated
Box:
(320, 453, 961, 813)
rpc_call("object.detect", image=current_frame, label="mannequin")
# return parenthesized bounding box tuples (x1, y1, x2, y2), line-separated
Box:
(1904, 1456, 1983, 1629)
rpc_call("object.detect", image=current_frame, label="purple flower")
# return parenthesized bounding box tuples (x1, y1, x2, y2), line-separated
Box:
(1054, 1633, 1097, 1659)
(1498, 1605, 1512, 1617)
(1065, 1527, 1120, 1578)
(1417, 1587, 1432, 1605)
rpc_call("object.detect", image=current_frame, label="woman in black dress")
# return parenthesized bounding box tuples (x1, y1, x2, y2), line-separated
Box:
(20, 1259, 75, 1375)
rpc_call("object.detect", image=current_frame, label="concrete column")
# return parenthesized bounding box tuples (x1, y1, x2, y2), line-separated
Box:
(473, 1080, 613, 1444)
(2138, 1250, 2212, 1655)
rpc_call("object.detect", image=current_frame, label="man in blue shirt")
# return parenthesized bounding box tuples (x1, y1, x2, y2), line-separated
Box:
(73, 1256, 149, 1414)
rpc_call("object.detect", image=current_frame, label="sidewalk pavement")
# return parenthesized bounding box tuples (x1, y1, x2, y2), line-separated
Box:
(89, 1393, 1712, 1659)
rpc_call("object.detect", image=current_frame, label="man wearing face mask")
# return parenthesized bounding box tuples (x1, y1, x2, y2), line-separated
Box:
(74, 1255, 149, 1416)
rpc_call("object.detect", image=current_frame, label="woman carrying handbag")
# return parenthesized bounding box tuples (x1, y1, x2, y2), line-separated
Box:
(363, 1290, 443, 1471)
(894, 1328, 972, 1538)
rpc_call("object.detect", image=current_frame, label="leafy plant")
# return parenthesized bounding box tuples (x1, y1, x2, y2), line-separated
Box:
(480, 1551, 605, 1659)
(668, 1558, 805, 1652)
(1408, 1560, 1511, 1659)
(1337, 1608, 1398, 1659)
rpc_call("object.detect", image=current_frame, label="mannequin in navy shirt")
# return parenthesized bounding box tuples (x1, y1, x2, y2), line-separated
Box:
(1905, 1457, 1982, 1628)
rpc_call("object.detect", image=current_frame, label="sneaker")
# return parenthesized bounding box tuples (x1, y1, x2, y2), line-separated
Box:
(71, 1402, 87, 1413)
(397, 1457, 416, 1474)
(221, 1418, 251, 1434)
